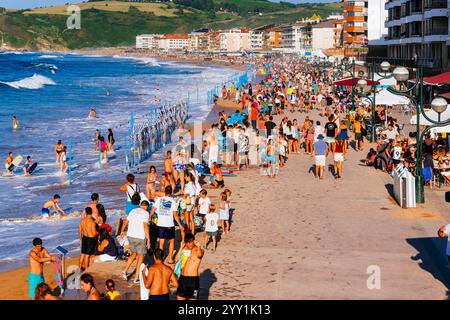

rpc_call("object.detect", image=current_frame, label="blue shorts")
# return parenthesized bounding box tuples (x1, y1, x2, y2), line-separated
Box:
(41, 208, 50, 217)
(28, 272, 45, 298)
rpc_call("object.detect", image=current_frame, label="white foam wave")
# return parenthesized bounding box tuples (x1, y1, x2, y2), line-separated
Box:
(112, 55, 160, 67)
(34, 63, 59, 71)
(0, 74, 56, 90)
(39, 55, 61, 59)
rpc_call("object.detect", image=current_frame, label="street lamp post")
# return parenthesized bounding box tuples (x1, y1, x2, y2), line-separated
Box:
(357, 61, 392, 143)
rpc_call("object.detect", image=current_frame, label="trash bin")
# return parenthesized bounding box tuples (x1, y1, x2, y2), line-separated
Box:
(393, 164, 416, 208)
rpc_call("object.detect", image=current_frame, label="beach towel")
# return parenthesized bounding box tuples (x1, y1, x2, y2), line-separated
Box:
(28, 272, 45, 298)
(174, 250, 191, 278)
(139, 263, 149, 300)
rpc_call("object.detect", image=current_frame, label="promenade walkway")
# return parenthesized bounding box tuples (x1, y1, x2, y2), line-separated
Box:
(199, 109, 450, 300)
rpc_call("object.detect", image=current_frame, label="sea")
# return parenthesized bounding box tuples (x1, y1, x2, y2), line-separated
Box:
(0, 51, 238, 271)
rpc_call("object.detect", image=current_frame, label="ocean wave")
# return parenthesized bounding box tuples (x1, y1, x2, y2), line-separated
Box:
(0, 74, 56, 90)
(32, 63, 59, 72)
(112, 55, 160, 67)
(39, 54, 61, 59)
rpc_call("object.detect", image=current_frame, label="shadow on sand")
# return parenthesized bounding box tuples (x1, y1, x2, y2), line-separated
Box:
(199, 268, 218, 300)
(407, 237, 450, 298)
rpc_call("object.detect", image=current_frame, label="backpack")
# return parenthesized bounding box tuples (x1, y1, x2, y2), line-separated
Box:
(128, 184, 141, 205)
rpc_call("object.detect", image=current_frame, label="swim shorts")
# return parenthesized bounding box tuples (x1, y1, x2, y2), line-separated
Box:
(158, 227, 175, 240)
(41, 208, 50, 218)
(81, 236, 97, 255)
(216, 179, 225, 187)
(28, 272, 45, 298)
(148, 294, 170, 301)
(177, 275, 200, 300)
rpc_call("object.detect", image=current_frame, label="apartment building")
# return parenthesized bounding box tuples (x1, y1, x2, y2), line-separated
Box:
(136, 34, 159, 50)
(342, 0, 368, 58)
(383, 0, 449, 70)
(219, 28, 251, 52)
(311, 20, 335, 51)
(188, 28, 210, 52)
(265, 26, 284, 51)
(158, 34, 190, 51)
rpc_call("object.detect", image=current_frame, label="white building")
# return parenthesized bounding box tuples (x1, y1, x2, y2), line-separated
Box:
(219, 28, 251, 52)
(250, 30, 264, 51)
(136, 34, 159, 49)
(280, 23, 311, 54)
(158, 34, 190, 51)
(367, 0, 388, 44)
(311, 20, 334, 51)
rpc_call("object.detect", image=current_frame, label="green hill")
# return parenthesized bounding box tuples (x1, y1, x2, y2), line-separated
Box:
(0, 0, 342, 51)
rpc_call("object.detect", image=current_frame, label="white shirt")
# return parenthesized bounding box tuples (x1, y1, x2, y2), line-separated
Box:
(126, 208, 149, 240)
(314, 126, 324, 142)
(154, 196, 177, 227)
(205, 213, 219, 233)
(383, 129, 398, 141)
(393, 146, 402, 160)
(126, 184, 139, 202)
(198, 197, 211, 215)
(184, 182, 196, 202)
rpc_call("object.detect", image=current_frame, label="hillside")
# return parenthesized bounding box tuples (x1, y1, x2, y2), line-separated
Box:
(0, 0, 342, 51)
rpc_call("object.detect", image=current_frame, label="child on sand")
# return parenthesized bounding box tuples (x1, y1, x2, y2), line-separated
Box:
(219, 192, 230, 235)
(197, 189, 211, 227)
(105, 279, 121, 300)
(204, 204, 219, 253)
(42, 194, 66, 218)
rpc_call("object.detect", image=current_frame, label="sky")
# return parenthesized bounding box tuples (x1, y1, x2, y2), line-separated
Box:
(1, 0, 337, 10)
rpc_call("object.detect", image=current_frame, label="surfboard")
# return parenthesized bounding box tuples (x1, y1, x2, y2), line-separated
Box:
(5, 155, 23, 172)
(27, 162, 38, 174)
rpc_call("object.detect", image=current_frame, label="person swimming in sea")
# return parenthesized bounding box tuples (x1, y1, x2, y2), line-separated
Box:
(106, 89, 110, 96)
(4, 152, 14, 173)
(23, 156, 32, 175)
(12, 116, 19, 130)
(42, 194, 66, 218)
(88, 109, 97, 119)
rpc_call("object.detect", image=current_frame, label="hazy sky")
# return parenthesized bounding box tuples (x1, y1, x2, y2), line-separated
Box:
(1, 0, 337, 9)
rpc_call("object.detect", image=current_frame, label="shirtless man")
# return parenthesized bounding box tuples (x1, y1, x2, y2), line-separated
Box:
(82, 193, 100, 220)
(164, 151, 176, 192)
(176, 233, 204, 300)
(42, 194, 66, 218)
(28, 238, 56, 299)
(78, 207, 98, 271)
(142, 249, 178, 300)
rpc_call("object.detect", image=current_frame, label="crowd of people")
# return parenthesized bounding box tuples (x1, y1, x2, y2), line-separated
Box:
(27, 55, 450, 300)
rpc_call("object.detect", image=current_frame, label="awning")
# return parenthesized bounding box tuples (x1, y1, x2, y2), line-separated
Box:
(361, 88, 410, 106)
(333, 77, 380, 86)
(409, 71, 450, 86)
(410, 107, 450, 125)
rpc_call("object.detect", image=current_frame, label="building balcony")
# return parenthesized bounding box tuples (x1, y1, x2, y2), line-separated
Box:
(346, 26, 365, 33)
(344, 5, 365, 13)
(345, 15, 366, 23)
(425, 0, 448, 9)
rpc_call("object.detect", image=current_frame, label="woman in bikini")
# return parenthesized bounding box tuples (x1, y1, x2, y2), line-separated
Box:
(55, 140, 64, 163)
(146, 166, 158, 200)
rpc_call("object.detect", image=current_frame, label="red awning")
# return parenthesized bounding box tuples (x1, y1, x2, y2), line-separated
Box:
(333, 77, 380, 86)
(410, 71, 450, 86)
